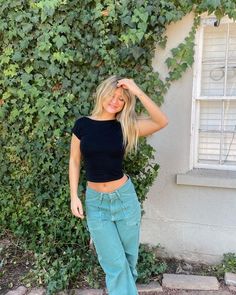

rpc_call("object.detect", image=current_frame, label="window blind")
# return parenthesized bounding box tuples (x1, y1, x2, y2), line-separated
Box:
(196, 22, 236, 168)
(198, 100, 236, 166)
(201, 23, 236, 96)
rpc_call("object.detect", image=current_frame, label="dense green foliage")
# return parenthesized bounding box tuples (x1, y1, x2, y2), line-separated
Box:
(137, 244, 167, 283)
(0, 0, 235, 293)
(215, 252, 236, 277)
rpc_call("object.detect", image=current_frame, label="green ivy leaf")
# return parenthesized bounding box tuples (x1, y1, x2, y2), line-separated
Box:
(53, 35, 67, 49)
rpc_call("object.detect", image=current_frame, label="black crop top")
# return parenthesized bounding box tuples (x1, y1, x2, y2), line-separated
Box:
(72, 116, 125, 182)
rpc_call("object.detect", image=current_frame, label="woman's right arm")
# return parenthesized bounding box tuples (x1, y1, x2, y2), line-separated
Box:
(69, 134, 84, 219)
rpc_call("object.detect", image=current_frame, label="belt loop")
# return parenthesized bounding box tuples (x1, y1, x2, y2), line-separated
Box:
(116, 190, 120, 199)
(115, 190, 126, 209)
(116, 190, 123, 203)
(99, 192, 104, 205)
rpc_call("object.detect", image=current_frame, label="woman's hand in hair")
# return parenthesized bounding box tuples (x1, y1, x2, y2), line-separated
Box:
(117, 78, 143, 97)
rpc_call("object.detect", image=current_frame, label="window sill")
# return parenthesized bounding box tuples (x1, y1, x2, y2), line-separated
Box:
(176, 169, 236, 189)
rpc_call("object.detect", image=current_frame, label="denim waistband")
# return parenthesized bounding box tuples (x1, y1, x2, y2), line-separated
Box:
(85, 174, 133, 196)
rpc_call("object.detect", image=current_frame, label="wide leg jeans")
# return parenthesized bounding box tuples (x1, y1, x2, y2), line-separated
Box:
(85, 175, 141, 295)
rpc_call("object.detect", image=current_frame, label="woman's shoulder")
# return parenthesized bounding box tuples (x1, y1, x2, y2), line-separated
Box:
(72, 116, 87, 130)
(77, 115, 87, 120)
(74, 116, 88, 123)
(72, 116, 93, 138)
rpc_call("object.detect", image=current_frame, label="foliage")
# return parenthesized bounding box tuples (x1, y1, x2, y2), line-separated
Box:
(215, 252, 236, 278)
(137, 244, 167, 284)
(0, 0, 235, 293)
(194, 0, 236, 20)
(26, 247, 105, 292)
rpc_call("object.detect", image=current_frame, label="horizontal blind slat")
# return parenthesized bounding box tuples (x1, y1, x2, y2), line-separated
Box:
(198, 100, 236, 166)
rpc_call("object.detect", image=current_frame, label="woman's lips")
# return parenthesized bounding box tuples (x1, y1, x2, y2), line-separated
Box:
(109, 104, 117, 109)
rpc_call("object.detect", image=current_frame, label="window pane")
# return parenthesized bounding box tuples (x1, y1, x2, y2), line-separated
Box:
(226, 23, 236, 96)
(201, 25, 227, 96)
(198, 100, 236, 166)
(198, 101, 222, 164)
(201, 23, 236, 96)
(222, 100, 236, 165)
(221, 133, 236, 165)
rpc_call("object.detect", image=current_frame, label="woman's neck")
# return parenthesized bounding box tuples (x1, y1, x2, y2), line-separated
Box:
(91, 114, 116, 120)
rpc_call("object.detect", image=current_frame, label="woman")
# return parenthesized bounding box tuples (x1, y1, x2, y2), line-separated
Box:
(69, 75, 168, 295)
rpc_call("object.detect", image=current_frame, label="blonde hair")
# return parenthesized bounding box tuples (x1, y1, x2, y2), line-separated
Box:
(91, 75, 139, 156)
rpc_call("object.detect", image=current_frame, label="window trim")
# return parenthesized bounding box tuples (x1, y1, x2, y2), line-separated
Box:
(190, 14, 236, 172)
(176, 168, 236, 189)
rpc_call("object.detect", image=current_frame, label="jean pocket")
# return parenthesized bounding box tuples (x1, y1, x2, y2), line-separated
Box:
(124, 198, 141, 223)
(85, 191, 101, 203)
(122, 192, 140, 214)
(126, 208, 141, 226)
(85, 201, 102, 220)
(120, 183, 136, 197)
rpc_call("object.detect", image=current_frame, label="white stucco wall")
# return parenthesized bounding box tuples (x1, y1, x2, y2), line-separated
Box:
(140, 12, 236, 264)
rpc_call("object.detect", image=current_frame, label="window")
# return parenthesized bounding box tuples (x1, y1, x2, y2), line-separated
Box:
(192, 16, 236, 171)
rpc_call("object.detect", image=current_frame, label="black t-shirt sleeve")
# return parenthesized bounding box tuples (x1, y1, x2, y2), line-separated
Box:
(72, 118, 83, 140)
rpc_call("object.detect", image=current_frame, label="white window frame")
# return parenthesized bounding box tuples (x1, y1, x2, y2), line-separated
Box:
(190, 14, 236, 171)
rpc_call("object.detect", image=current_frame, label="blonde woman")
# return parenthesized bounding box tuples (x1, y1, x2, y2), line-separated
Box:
(69, 75, 168, 295)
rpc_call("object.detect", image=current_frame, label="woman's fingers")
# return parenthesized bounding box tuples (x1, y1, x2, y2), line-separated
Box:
(78, 204, 84, 219)
(71, 201, 84, 219)
(72, 208, 84, 219)
(117, 80, 128, 89)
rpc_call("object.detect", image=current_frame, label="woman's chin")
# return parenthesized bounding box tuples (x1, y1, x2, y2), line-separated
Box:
(106, 107, 118, 114)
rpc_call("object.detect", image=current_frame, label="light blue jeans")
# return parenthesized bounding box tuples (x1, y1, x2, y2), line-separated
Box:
(85, 174, 141, 295)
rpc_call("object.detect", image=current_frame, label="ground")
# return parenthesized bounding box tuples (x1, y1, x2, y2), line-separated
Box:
(1, 233, 235, 295)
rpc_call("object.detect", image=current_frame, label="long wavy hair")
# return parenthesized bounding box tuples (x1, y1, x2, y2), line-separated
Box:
(91, 75, 139, 156)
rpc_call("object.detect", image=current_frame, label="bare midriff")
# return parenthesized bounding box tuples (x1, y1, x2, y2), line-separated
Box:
(87, 174, 128, 193)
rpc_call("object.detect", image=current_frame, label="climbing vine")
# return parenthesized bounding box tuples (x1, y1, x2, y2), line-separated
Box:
(0, 0, 235, 293)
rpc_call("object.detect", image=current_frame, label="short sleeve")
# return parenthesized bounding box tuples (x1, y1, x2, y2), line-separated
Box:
(71, 118, 83, 140)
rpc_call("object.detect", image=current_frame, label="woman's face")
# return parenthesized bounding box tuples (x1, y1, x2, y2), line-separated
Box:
(102, 87, 126, 115)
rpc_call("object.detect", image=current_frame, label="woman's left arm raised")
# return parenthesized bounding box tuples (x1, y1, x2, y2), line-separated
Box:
(117, 78, 169, 137)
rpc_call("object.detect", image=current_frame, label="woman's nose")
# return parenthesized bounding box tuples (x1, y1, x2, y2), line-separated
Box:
(111, 97, 119, 104)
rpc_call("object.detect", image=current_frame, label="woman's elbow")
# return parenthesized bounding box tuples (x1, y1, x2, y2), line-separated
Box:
(161, 116, 169, 128)
(69, 157, 81, 168)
